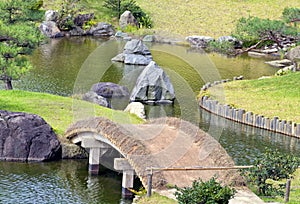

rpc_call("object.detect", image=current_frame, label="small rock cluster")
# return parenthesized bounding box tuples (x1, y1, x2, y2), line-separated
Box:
(39, 10, 115, 38)
(186, 35, 242, 48)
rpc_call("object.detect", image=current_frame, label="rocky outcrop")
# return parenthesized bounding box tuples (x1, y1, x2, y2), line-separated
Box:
(119, 10, 139, 29)
(82, 91, 110, 108)
(186, 36, 214, 48)
(265, 59, 292, 68)
(0, 111, 61, 161)
(130, 61, 175, 104)
(39, 21, 64, 38)
(40, 10, 115, 38)
(124, 102, 146, 119)
(74, 13, 94, 27)
(112, 39, 153, 65)
(87, 22, 115, 37)
(91, 82, 129, 98)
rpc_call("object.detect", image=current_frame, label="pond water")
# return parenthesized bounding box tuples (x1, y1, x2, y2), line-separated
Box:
(2, 37, 300, 203)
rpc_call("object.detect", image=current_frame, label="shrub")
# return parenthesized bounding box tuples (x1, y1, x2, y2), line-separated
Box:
(207, 41, 235, 55)
(57, 0, 81, 31)
(282, 7, 300, 25)
(233, 16, 299, 47)
(175, 177, 235, 204)
(103, 0, 153, 29)
(241, 148, 300, 197)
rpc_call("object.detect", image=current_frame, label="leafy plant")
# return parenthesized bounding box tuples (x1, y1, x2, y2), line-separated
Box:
(241, 148, 300, 197)
(57, 0, 81, 31)
(282, 7, 300, 26)
(103, 0, 152, 28)
(233, 16, 299, 47)
(175, 177, 235, 204)
(207, 41, 235, 55)
(0, 0, 43, 89)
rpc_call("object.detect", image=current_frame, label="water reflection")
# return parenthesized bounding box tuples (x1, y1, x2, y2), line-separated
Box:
(199, 108, 300, 164)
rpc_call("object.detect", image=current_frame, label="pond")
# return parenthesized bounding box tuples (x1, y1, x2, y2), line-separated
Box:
(3, 37, 300, 203)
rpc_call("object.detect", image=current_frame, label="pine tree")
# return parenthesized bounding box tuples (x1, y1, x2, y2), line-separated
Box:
(0, 0, 43, 90)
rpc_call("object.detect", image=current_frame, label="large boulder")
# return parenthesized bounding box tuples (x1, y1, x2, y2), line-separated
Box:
(91, 82, 129, 98)
(186, 35, 214, 48)
(286, 46, 300, 71)
(112, 39, 153, 65)
(119, 10, 139, 29)
(130, 61, 175, 104)
(82, 91, 110, 108)
(87, 22, 115, 37)
(69, 26, 85, 36)
(39, 21, 64, 38)
(0, 111, 61, 161)
(45, 10, 59, 22)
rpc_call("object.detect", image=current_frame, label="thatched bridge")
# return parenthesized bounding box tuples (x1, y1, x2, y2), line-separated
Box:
(65, 117, 243, 197)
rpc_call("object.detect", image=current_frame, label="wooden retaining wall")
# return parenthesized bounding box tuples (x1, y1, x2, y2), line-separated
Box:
(199, 77, 300, 138)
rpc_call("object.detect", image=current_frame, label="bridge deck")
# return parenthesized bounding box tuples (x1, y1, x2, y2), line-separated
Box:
(65, 117, 244, 189)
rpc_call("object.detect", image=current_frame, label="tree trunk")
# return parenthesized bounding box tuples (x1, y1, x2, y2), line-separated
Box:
(5, 79, 13, 90)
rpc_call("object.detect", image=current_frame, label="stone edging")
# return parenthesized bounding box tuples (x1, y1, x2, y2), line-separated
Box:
(199, 77, 300, 138)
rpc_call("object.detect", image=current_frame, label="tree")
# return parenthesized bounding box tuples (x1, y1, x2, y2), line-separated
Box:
(0, 0, 43, 90)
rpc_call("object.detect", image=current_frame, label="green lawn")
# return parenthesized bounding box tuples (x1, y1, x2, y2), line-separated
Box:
(43, 0, 300, 38)
(207, 72, 300, 123)
(0, 90, 143, 136)
(137, 193, 177, 204)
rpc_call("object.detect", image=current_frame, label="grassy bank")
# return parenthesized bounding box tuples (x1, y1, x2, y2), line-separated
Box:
(0, 90, 143, 136)
(207, 72, 300, 123)
(136, 193, 177, 204)
(43, 0, 300, 38)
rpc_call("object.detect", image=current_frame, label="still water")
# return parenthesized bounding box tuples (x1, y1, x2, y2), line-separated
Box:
(2, 37, 299, 203)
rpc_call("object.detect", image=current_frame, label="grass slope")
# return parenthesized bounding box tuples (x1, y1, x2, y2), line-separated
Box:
(43, 0, 300, 38)
(0, 90, 143, 136)
(208, 73, 300, 123)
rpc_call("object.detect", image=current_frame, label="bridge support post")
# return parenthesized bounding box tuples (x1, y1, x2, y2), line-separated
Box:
(89, 148, 100, 175)
(122, 170, 134, 198)
(114, 158, 135, 198)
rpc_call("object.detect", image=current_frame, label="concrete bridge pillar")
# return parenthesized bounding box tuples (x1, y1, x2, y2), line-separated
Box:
(114, 158, 135, 198)
(80, 134, 111, 175)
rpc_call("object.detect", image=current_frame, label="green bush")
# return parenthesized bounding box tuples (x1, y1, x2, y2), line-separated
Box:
(57, 0, 81, 31)
(207, 41, 235, 55)
(241, 148, 300, 197)
(175, 177, 235, 204)
(233, 16, 299, 47)
(282, 7, 300, 25)
(103, 0, 152, 28)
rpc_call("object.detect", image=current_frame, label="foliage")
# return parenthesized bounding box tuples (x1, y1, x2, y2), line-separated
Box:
(0, 0, 43, 89)
(207, 41, 235, 55)
(82, 19, 97, 30)
(175, 177, 235, 204)
(137, 192, 177, 204)
(103, 0, 152, 28)
(233, 16, 299, 47)
(57, 0, 81, 31)
(241, 148, 300, 196)
(282, 7, 300, 25)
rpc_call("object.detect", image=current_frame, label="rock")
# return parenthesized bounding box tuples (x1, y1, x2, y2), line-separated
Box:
(124, 39, 151, 55)
(69, 26, 85, 36)
(119, 10, 139, 29)
(265, 59, 292, 68)
(0, 111, 61, 161)
(115, 31, 128, 38)
(130, 61, 175, 104)
(248, 51, 267, 58)
(74, 13, 94, 27)
(186, 36, 214, 48)
(88, 22, 115, 37)
(111, 53, 125, 62)
(286, 46, 300, 71)
(258, 76, 272, 80)
(82, 91, 110, 108)
(218, 36, 242, 49)
(112, 39, 153, 65)
(143, 35, 155, 42)
(39, 21, 64, 38)
(45, 10, 58, 22)
(124, 102, 146, 119)
(124, 53, 152, 65)
(91, 82, 129, 98)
